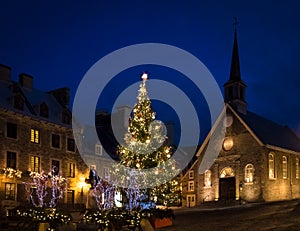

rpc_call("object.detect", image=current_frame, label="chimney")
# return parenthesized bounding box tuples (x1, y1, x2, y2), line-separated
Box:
(48, 87, 70, 108)
(0, 64, 11, 82)
(19, 73, 33, 89)
(117, 105, 132, 129)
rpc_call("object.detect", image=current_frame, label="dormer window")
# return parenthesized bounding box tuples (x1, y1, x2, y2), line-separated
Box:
(62, 111, 71, 124)
(40, 102, 49, 118)
(14, 94, 24, 111)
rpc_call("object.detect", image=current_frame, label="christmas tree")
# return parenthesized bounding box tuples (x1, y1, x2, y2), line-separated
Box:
(113, 73, 181, 209)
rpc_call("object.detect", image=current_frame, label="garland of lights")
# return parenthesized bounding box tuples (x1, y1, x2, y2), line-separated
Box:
(17, 207, 71, 230)
(1, 167, 22, 179)
(82, 207, 173, 230)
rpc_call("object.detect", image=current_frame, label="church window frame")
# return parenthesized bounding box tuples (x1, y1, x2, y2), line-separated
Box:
(296, 158, 299, 179)
(204, 170, 212, 188)
(268, 153, 276, 179)
(282, 156, 288, 179)
(244, 164, 254, 184)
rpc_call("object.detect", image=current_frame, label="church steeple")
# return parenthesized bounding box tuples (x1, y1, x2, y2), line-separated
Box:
(224, 18, 247, 114)
(229, 26, 241, 81)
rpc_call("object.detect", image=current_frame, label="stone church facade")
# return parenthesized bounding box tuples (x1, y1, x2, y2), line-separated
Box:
(181, 29, 300, 207)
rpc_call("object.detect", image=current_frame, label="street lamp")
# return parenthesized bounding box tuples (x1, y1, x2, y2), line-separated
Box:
(78, 177, 88, 206)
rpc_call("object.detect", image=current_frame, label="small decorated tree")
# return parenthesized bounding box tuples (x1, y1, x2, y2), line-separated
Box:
(24, 169, 68, 208)
(17, 169, 71, 230)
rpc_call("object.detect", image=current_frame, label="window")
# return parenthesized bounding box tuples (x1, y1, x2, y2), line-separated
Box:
(67, 190, 75, 204)
(220, 167, 234, 178)
(5, 183, 16, 200)
(7, 122, 17, 139)
(6, 151, 16, 169)
(67, 163, 75, 178)
(223, 137, 234, 151)
(204, 170, 211, 187)
(269, 153, 275, 179)
(30, 129, 40, 143)
(189, 170, 194, 179)
(14, 94, 24, 111)
(245, 164, 254, 183)
(282, 156, 288, 179)
(296, 158, 299, 179)
(67, 138, 75, 152)
(95, 144, 102, 156)
(30, 156, 40, 173)
(188, 181, 194, 192)
(40, 103, 49, 118)
(51, 134, 60, 149)
(186, 195, 195, 207)
(62, 111, 71, 124)
(51, 160, 60, 176)
(104, 167, 110, 180)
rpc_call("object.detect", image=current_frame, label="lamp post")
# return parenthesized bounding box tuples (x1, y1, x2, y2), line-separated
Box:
(78, 178, 87, 208)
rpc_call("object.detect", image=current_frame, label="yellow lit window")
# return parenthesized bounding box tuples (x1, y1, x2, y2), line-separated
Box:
(269, 153, 275, 179)
(67, 163, 75, 178)
(245, 164, 254, 183)
(204, 170, 212, 187)
(296, 158, 299, 179)
(5, 183, 16, 200)
(30, 156, 40, 173)
(283, 156, 288, 179)
(30, 129, 39, 143)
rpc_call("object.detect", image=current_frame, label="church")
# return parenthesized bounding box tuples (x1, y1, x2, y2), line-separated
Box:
(181, 28, 300, 207)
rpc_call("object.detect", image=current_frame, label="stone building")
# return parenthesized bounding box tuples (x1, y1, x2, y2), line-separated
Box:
(0, 64, 90, 210)
(181, 29, 300, 207)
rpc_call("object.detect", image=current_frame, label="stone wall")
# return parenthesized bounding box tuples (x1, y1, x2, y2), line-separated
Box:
(0, 108, 89, 205)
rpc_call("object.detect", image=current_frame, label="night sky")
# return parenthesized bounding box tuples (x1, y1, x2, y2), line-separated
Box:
(1, 1, 300, 145)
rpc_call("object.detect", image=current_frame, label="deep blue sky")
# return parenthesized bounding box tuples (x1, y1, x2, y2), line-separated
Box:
(1, 1, 300, 144)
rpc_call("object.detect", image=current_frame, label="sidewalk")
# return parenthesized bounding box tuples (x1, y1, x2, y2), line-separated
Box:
(170, 198, 300, 214)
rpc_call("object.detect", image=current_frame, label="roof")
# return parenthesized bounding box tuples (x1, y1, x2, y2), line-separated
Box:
(237, 109, 300, 153)
(0, 79, 70, 127)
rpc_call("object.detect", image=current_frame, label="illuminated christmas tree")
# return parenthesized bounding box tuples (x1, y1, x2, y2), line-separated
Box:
(114, 73, 181, 209)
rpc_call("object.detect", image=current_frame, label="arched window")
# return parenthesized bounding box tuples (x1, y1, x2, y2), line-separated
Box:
(204, 170, 211, 187)
(220, 167, 234, 178)
(296, 158, 299, 179)
(244, 164, 254, 183)
(269, 153, 275, 179)
(282, 156, 288, 179)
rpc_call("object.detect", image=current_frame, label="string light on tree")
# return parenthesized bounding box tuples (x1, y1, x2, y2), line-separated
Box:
(112, 73, 181, 208)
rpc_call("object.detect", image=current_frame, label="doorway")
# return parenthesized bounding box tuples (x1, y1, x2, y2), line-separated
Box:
(219, 177, 236, 200)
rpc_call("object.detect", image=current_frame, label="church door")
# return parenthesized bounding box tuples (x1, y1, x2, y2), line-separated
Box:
(219, 177, 235, 200)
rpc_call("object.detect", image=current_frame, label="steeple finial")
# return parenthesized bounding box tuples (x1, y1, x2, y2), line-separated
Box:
(233, 17, 239, 33)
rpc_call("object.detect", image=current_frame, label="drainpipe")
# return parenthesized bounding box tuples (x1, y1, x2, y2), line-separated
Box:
(290, 155, 293, 199)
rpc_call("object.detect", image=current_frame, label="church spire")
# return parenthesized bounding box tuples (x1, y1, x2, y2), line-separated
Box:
(224, 17, 247, 114)
(229, 18, 241, 81)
